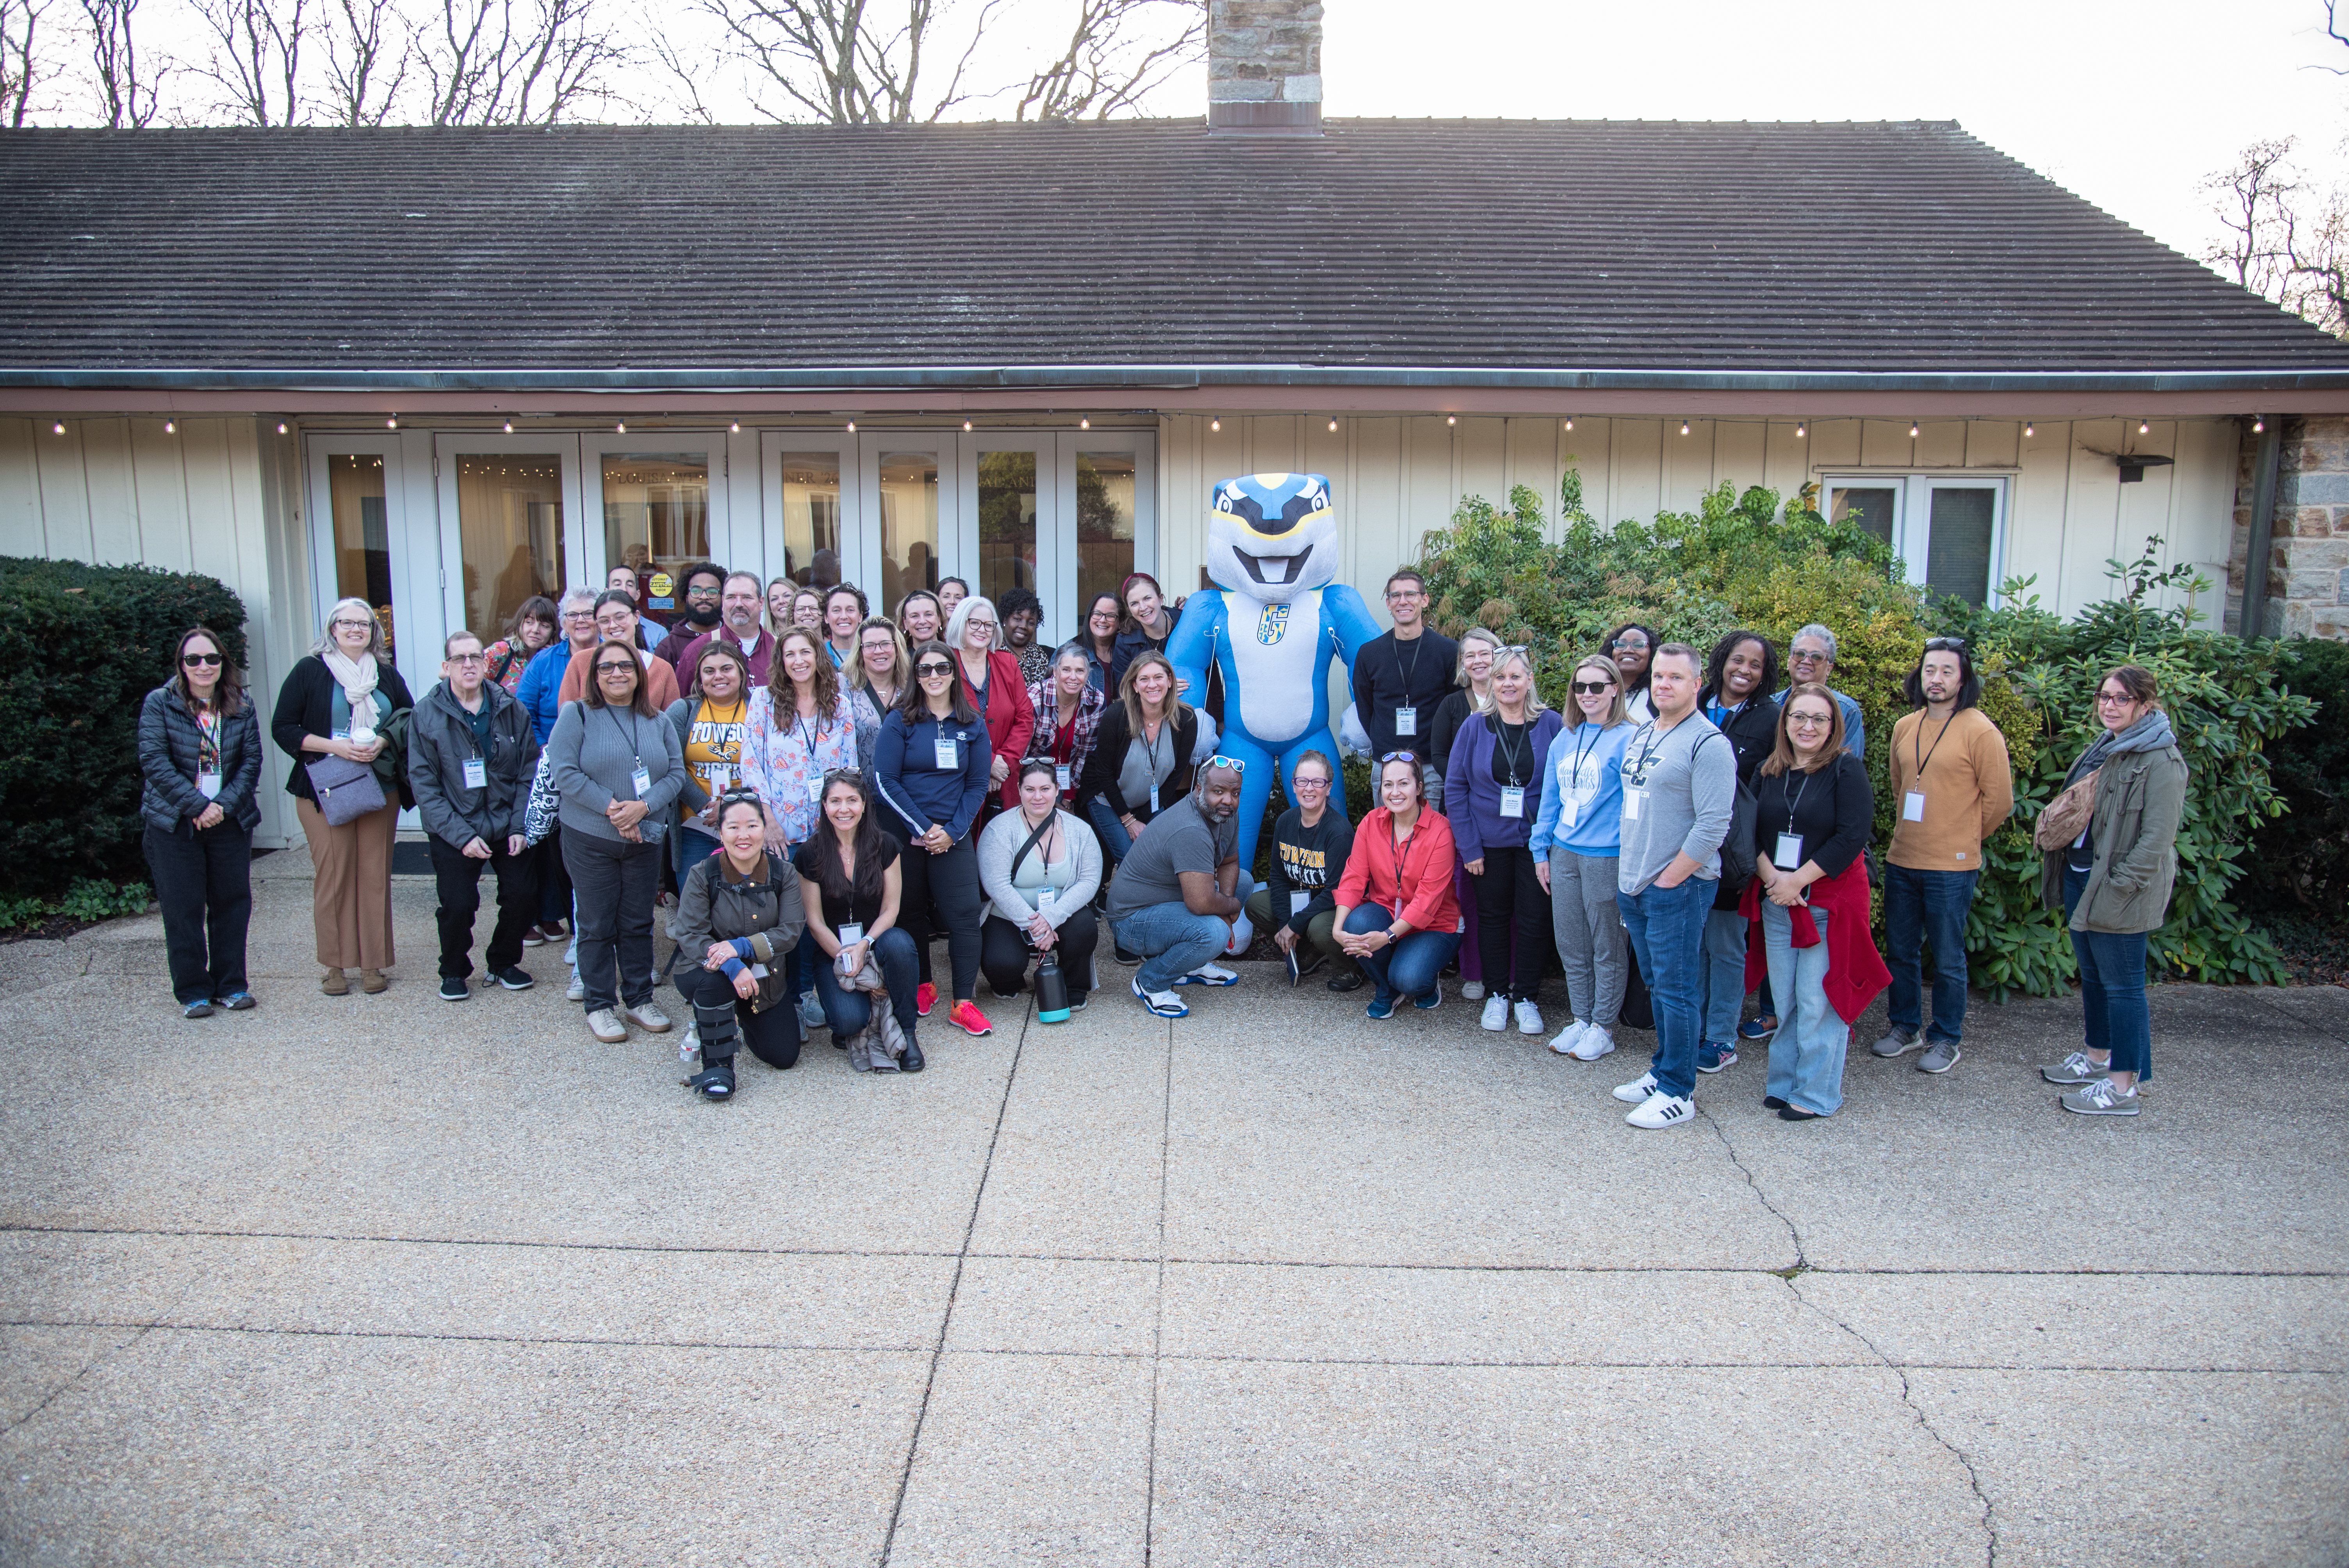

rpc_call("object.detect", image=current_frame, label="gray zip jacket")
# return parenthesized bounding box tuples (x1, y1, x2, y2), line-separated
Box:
(408, 679, 540, 850)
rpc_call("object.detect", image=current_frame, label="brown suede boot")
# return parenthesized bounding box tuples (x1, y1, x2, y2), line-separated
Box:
(359, 968, 389, 994)
(321, 968, 349, 996)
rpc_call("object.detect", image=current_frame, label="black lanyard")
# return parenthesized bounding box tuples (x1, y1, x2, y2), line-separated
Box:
(1492, 716, 1529, 788)
(1914, 709, 1957, 783)
(1568, 722, 1606, 787)
(602, 706, 643, 772)
(1396, 632, 1425, 698)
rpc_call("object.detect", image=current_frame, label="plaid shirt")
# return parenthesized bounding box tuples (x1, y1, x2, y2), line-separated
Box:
(1028, 677, 1105, 795)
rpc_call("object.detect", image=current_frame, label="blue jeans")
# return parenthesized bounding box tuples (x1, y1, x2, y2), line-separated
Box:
(673, 823, 721, 885)
(1698, 907, 1749, 1043)
(1113, 871, 1254, 994)
(2063, 863, 2153, 1081)
(1616, 875, 1712, 1100)
(1763, 902, 1847, 1115)
(810, 926, 923, 1042)
(1085, 796, 1135, 867)
(1342, 902, 1460, 1007)
(1883, 864, 1980, 1044)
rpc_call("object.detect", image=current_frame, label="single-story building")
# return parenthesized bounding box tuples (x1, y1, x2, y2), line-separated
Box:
(4, 3, 2345, 849)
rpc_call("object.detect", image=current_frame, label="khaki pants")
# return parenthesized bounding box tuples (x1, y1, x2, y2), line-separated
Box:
(298, 797, 397, 970)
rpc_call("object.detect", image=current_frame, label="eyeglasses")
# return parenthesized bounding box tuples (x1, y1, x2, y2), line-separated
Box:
(916, 661, 954, 677)
(2095, 691, 2135, 705)
(966, 618, 998, 631)
(1924, 637, 1967, 653)
(1786, 713, 1833, 728)
(1791, 648, 1832, 663)
(563, 612, 595, 623)
(448, 654, 487, 666)
(1609, 638, 1649, 652)
(595, 661, 636, 676)
(331, 618, 372, 632)
(1378, 751, 1419, 765)
(1570, 679, 1615, 695)
(1203, 754, 1246, 772)
(182, 652, 224, 666)
(686, 585, 723, 599)
(1292, 773, 1331, 789)
(1383, 588, 1425, 601)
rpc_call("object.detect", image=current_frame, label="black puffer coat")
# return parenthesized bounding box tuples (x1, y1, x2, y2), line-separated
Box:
(138, 686, 264, 834)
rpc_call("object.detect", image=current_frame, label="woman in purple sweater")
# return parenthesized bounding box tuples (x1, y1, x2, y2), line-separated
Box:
(1446, 646, 1564, 1037)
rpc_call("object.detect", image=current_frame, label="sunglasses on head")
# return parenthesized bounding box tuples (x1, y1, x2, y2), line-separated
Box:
(1378, 751, 1419, 765)
(182, 652, 224, 666)
(1204, 754, 1246, 773)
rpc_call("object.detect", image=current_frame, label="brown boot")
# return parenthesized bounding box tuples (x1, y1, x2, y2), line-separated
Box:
(321, 968, 349, 996)
(359, 968, 389, 994)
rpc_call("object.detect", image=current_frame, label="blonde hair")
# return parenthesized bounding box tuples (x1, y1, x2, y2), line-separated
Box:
(845, 616, 908, 695)
(1563, 654, 1627, 729)
(1475, 645, 1550, 718)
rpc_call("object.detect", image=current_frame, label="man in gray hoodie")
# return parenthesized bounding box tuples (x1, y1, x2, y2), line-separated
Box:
(410, 630, 542, 1000)
(1611, 642, 1737, 1130)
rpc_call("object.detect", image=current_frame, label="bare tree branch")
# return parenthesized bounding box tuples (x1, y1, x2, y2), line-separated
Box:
(421, 0, 629, 125)
(189, 0, 310, 125)
(319, 0, 408, 124)
(2201, 137, 2299, 299)
(1, 0, 64, 128)
(78, 0, 162, 126)
(1011, 0, 1200, 121)
(647, 24, 715, 123)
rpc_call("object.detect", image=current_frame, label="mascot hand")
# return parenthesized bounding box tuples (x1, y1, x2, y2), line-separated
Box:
(1338, 704, 1371, 757)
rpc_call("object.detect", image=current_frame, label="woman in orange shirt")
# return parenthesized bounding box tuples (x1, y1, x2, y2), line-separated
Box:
(1333, 752, 1464, 1021)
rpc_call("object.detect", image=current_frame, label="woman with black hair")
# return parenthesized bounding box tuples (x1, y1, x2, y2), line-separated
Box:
(978, 758, 1104, 1010)
(486, 596, 558, 694)
(141, 626, 264, 1017)
(1694, 628, 1782, 1073)
(1078, 591, 1123, 694)
(874, 640, 996, 1037)
(674, 788, 809, 1100)
(795, 770, 924, 1072)
(1603, 622, 1661, 723)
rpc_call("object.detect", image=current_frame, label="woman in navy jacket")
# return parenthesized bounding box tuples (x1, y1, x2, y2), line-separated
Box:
(874, 640, 997, 1037)
(1445, 645, 1564, 1037)
(139, 626, 265, 1017)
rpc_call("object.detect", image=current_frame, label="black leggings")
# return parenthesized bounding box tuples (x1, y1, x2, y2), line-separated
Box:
(980, 905, 1098, 1000)
(889, 826, 983, 1001)
(1472, 843, 1549, 1002)
(679, 964, 803, 1071)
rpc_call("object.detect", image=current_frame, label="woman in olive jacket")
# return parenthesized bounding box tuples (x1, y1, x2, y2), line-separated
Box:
(139, 627, 265, 1016)
(672, 788, 808, 1101)
(2037, 663, 2187, 1118)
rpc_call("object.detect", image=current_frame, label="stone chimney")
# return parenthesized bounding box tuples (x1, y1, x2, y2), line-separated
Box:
(1207, 0, 1322, 135)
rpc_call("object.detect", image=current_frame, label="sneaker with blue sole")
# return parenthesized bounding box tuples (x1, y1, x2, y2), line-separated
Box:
(1173, 962, 1239, 987)
(1737, 1015, 1778, 1041)
(1133, 975, 1188, 1018)
(1697, 1041, 1738, 1074)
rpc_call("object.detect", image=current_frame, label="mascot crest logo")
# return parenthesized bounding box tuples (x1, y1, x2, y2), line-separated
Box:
(1208, 473, 1342, 602)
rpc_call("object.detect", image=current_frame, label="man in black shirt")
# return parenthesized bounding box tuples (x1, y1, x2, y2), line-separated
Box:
(1351, 568, 1459, 806)
(1243, 750, 1360, 990)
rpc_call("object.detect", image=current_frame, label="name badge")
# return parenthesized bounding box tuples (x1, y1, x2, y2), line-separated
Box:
(1055, 763, 1072, 791)
(1035, 886, 1055, 911)
(1774, 832, 1804, 870)
(934, 738, 958, 770)
(1499, 786, 1526, 820)
(707, 764, 731, 795)
(197, 771, 223, 800)
(462, 757, 488, 790)
(631, 764, 652, 798)
(1903, 790, 1926, 823)
(1148, 786, 1160, 814)
(1562, 794, 1579, 827)
(806, 777, 825, 803)
(837, 922, 864, 948)
(1290, 890, 1310, 916)
(749, 962, 769, 979)
(1394, 706, 1417, 737)
(1623, 787, 1645, 821)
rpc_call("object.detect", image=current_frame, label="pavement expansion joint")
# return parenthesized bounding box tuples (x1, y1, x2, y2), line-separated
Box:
(1144, 1012, 1173, 1567)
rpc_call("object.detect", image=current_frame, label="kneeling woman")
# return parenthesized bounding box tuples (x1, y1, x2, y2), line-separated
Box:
(673, 788, 809, 1100)
(1333, 753, 1464, 1019)
(978, 759, 1103, 1010)
(797, 770, 924, 1071)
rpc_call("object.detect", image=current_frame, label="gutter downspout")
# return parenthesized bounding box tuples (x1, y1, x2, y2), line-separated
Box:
(2240, 418, 2283, 640)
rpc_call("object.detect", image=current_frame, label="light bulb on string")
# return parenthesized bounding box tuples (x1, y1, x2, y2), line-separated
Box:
(276, 422, 288, 435)
(1794, 422, 1806, 438)
(164, 421, 175, 433)
(1327, 418, 1338, 432)
(1563, 417, 1574, 430)
(1210, 418, 1221, 432)
(503, 421, 514, 433)
(846, 421, 855, 432)
(1080, 417, 1090, 429)
(2139, 419, 2150, 434)
(1909, 422, 1920, 438)
(1447, 415, 1456, 426)
(2253, 416, 2265, 433)
(962, 420, 972, 431)
(616, 421, 626, 433)
(387, 417, 398, 429)
(730, 422, 740, 433)
(1679, 421, 1690, 436)
(2024, 422, 2035, 438)
(52, 422, 64, 435)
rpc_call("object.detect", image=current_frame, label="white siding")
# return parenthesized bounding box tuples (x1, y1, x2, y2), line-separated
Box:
(0, 416, 304, 848)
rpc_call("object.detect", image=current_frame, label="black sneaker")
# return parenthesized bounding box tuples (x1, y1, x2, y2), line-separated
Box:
(488, 966, 535, 991)
(1326, 970, 1366, 992)
(1112, 944, 1141, 965)
(438, 976, 470, 1001)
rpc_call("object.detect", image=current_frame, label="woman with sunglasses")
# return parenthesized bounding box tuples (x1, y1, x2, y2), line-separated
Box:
(274, 598, 416, 996)
(1447, 645, 1564, 1036)
(1602, 622, 1660, 723)
(946, 595, 1036, 811)
(874, 640, 998, 1037)
(547, 640, 685, 1044)
(978, 758, 1104, 1012)
(797, 770, 925, 1071)
(1531, 655, 1635, 1060)
(1333, 753, 1463, 1019)
(141, 627, 264, 1017)
(1429, 627, 1501, 1000)
(674, 787, 810, 1100)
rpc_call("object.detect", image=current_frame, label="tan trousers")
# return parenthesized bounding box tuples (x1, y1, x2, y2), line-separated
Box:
(298, 797, 397, 969)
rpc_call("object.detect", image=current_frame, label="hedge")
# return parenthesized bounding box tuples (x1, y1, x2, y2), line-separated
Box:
(0, 557, 248, 902)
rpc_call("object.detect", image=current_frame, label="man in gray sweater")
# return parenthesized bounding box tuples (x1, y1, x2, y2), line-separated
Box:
(1611, 642, 1736, 1130)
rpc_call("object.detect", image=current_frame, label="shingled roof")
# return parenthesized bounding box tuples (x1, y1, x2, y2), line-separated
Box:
(1, 118, 2341, 387)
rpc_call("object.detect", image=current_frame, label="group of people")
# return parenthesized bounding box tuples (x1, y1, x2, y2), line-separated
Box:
(135, 558, 2186, 1124)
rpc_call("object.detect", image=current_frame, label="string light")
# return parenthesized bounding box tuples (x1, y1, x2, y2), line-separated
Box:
(1679, 421, 1690, 436)
(52, 422, 64, 434)
(1210, 418, 1221, 432)
(503, 421, 514, 433)
(615, 421, 626, 433)
(2137, 419, 2149, 434)
(276, 422, 288, 435)
(1563, 417, 1574, 430)
(962, 420, 973, 431)
(2024, 422, 2035, 438)
(845, 421, 855, 432)
(1079, 417, 1090, 429)
(730, 421, 740, 433)
(1908, 422, 1920, 438)
(2253, 416, 2266, 433)
(386, 417, 398, 429)
(1794, 422, 1806, 438)
(1447, 415, 1456, 426)
(1327, 418, 1338, 432)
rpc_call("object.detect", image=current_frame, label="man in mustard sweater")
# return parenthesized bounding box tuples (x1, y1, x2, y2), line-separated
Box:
(1874, 638, 2014, 1074)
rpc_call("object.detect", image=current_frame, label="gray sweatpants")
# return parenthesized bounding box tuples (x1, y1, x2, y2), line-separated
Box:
(1548, 846, 1629, 1028)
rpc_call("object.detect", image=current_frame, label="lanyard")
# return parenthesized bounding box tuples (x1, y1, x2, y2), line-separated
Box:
(1396, 631, 1425, 697)
(196, 709, 222, 769)
(1914, 709, 1958, 782)
(603, 706, 643, 768)
(1492, 715, 1530, 787)
(1627, 719, 1673, 786)
(1388, 812, 1420, 896)
(1569, 722, 1605, 785)
(1778, 765, 1815, 823)
(1139, 712, 1167, 778)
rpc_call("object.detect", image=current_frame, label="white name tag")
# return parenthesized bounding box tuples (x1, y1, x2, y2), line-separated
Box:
(749, 962, 769, 979)
(934, 738, 958, 770)
(1036, 886, 1055, 910)
(195, 771, 221, 800)
(462, 757, 487, 790)
(706, 764, 731, 795)
(1394, 706, 1417, 737)
(1623, 787, 1644, 821)
(1499, 786, 1526, 820)
(1055, 763, 1072, 791)
(806, 777, 824, 803)
(1290, 890, 1310, 916)
(1903, 790, 1926, 823)
(630, 764, 652, 798)
(1148, 786, 1160, 814)
(837, 922, 864, 947)
(1562, 795, 1579, 827)
(1774, 832, 1804, 870)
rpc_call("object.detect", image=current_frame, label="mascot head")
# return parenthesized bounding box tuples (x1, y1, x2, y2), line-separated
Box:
(1207, 473, 1342, 605)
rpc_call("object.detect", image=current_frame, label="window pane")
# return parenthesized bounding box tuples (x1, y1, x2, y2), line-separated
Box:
(879, 451, 939, 613)
(977, 449, 1039, 607)
(1927, 487, 1996, 606)
(779, 452, 842, 588)
(328, 453, 396, 656)
(602, 453, 708, 625)
(455, 454, 564, 646)
(1830, 485, 1898, 551)
(1076, 451, 1136, 616)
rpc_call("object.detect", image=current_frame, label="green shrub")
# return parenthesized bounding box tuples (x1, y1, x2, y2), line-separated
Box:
(0, 557, 248, 901)
(0, 877, 153, 933)
(2234, 635, 2349, 918)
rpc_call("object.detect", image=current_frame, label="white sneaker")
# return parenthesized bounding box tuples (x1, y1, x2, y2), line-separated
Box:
(1175, 962, 1239, 987)
(1481, 994, 1510, 1031)
(563, 937, 577, 966)
(587, 1007, 627, 1043)
(1625, 1090, 1695, 1130)
(1514, 999, 1543, 1036)
(1612, 1069, 1658, 1104)
(1548, 1020, 1588, 1056)
(1571, 1026, 1617, 1062)
(624, 1000, 672, 1033)
(1461, 980, 1486, 1001)
(565, 971, 585, 1002)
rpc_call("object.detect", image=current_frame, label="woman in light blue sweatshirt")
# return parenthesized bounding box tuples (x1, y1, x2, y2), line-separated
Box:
(1531, 654, 1636, 1062)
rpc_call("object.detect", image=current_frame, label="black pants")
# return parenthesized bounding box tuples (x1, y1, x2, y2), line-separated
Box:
(427, 835, 538, 979)
(1472, 844, 1549, 1002)
(679, 963, 802, 1070)
(980, 905, 1098, 1001)
(143, 820, 252, 1004)
(890, 827, 983, 1001)
(537, 824, 571, 926)
(561, 830, 660, 1013)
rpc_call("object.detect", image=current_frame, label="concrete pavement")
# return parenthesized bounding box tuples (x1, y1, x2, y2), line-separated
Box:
(1, 860, 2344, 1566)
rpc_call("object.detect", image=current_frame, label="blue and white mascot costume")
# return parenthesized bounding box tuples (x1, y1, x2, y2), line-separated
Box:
(1167, 473, 1382, 869)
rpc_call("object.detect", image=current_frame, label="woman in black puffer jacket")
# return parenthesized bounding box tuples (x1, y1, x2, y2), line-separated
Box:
(672, 787, 808, 1100)
(138, 627, 265, 1018)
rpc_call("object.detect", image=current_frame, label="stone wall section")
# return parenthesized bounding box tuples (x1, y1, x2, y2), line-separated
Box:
(1207, 0, 1323, 106)
(2231, 414, 2349, 640)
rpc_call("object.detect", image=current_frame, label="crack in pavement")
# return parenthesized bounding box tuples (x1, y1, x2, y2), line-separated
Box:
(1698, 1104, 1807, 1270)
(3, 1277, 194, 1440)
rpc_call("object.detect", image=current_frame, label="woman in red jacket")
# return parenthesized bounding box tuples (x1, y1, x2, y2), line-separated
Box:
(946, 595, 1038, 811)
(1334, 752, 1465, 1020)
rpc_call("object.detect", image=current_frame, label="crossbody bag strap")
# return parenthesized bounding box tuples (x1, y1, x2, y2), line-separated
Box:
(1008, 810, 1058, 885)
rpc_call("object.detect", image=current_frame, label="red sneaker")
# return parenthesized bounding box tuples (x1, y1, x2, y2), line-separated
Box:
(916, 982, 937, 1017)
(948, 998, 992, 1037)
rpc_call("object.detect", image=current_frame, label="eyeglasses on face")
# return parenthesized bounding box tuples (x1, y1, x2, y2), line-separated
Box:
(1610, 637, 1649, 651)
(916, 661, 954, 677)
(1786, 712, 1834, 728)
(2095, 691, 2135, 705)
(1570, 679, 1615, 695)
(1292, 772, 1331, 788)
(182, 652, 224, 666)
(331, 618, 372, 632)
(1383, 588, 1424, 601)
(448, 653, 487, 666)
(595, 661, 636, 676)
(686, 585, 723, 599)
(1791, 648, 1832, 662)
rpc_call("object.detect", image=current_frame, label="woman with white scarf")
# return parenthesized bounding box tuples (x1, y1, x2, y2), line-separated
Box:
(272, 599, 416, 994)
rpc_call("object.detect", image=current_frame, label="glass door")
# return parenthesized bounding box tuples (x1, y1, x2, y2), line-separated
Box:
(582, 431, 727, 633)
(305, 433, 430, 679)
(1056, 431, 1155, 636)
(432, 433, 586, 649)
(761, 433, 856, 593)
(857, 434, 958, 620)
(959, 433, 1058, 627)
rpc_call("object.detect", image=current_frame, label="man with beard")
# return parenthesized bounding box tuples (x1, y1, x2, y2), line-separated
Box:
(1105, 757, 1253, 1019)
(676, 570, 774, 694)
(655, 563, 731, 683)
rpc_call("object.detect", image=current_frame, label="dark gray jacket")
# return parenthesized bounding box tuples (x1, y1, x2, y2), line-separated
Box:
(408, 680, 540, 850)
(138, 686, 264, 834)
(673, 848, 807, 1016)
